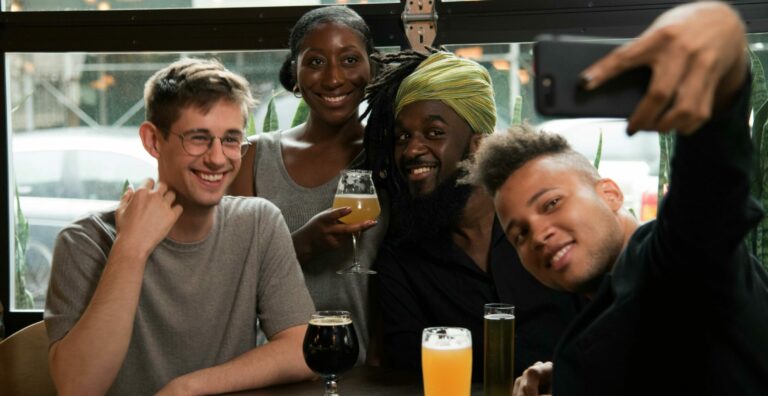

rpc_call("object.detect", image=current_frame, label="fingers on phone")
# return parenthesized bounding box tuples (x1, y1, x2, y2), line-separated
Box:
(581, 41, 637, 90)
(583, 27, 666, 91)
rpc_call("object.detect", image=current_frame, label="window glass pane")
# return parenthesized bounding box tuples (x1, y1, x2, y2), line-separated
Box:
(6, 34, 768, 312)
(6, 0, 397, 12)
(6, 47, 401, 311)
(6, 50, 293, 311)
(444, 33, 766, 226)
(445, 41, 662, 224)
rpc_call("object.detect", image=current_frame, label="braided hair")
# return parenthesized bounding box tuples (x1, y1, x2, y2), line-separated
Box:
(362, 49, 437, 196)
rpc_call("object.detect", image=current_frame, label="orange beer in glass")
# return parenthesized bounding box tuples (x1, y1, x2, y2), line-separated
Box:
(421, 327, 472, 396)
(332, 194, 381, 224)
(333, 169, 379, 274)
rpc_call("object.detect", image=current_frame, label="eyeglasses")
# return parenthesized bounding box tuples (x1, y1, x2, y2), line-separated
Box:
(169, 129, 250, 160)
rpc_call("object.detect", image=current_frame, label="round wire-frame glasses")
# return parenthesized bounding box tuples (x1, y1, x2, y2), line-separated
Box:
(169, 129, 250, 159)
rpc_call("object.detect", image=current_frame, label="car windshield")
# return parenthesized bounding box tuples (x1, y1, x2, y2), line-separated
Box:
(13, 129, 156, 200)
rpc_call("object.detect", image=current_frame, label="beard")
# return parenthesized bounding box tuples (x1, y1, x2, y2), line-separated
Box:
(388, 168, 473, 245)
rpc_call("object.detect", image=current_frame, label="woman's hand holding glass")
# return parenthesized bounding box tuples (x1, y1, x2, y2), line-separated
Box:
(332, 170, 380, 275)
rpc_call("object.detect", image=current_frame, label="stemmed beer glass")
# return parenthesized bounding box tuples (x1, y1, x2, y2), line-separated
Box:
(332, 170, 380, 275)
(303, 311, 359, 396)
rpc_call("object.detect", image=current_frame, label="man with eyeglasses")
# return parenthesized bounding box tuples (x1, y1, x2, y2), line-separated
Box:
(44, 58, 316, 395)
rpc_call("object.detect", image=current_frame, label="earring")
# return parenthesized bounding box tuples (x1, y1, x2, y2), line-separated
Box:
(293, 85, 302, 98)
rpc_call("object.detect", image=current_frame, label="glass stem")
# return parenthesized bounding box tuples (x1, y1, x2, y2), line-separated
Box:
(351, 231, 360, 268)
(324, 377, 339, 396)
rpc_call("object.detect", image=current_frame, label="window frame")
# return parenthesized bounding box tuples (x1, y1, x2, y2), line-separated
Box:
(2, 0, 768, 335)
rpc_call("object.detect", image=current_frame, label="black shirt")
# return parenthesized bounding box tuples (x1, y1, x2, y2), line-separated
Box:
(375, 218, 583, 382)
(552, 80, 768, 395)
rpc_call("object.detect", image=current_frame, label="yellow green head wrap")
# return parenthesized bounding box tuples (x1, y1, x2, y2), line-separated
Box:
(394, 51, 496, 135)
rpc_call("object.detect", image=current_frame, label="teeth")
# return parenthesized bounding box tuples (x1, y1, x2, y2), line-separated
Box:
(198, 172, 223, 182)
(550, 244, 572, 265)
(323, 94, 348, 103)
(411, 166, 434, 175)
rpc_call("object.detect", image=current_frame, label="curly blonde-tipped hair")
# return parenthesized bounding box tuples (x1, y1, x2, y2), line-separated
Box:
(466, 124, 600, 195)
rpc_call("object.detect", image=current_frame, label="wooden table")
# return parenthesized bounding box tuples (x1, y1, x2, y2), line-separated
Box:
(225, 366, 483, 395)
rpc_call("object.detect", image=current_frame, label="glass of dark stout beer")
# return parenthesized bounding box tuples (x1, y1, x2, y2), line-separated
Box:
(303, 310, 359, 395)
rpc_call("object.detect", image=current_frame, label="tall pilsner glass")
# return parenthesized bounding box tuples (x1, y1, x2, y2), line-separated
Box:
(303, 311, 359, 396)
(333, 169, 380, 275)
(421, 327, 472, 396)
(484, 303, 515, 396)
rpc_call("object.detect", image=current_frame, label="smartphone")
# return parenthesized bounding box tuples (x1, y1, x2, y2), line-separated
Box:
(534, 34, 651, 118)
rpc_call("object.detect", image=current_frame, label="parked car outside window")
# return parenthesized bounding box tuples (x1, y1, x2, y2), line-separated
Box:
(12, 127, 156, 309)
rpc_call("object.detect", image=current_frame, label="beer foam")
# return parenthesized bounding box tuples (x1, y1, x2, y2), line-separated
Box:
(484, 313, 515, 320)
(335, 194, 377, 199)
(423, 328, 472, 350)
(310, 316, 353, 326)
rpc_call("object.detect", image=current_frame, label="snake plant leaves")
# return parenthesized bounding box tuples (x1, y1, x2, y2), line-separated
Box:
(657, 133, 674, 205)
(291, 98, 309, 128)
(246, 111, 257, 137)
(511, 95, 523, 125)
(747, 48, 768, 271)
(122, 179, 133, 195)
(593, 129, 603, 170)
(262, 93, 279, 133)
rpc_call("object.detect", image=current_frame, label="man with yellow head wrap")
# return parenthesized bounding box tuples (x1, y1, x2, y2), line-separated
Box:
(394, 51, 497, 136)
(363, 50, 582, 381)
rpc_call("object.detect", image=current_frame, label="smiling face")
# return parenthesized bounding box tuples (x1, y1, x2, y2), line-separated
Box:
(494, 155, 626, 294)
(393, 100, 479, 197)
(151, 99, 245, 211)
(295, 22, 371, 127)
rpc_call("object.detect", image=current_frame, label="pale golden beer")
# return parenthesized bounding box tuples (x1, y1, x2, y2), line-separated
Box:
(333, 194, 381, 224)
(484, 304, 515, 396)
(334, 170, 378, 274)
(421, 327, 472, 396)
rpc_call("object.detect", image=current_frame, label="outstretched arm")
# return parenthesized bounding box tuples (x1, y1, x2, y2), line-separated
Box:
(584, 1, 757, 258)
(582, 1, 748, 135)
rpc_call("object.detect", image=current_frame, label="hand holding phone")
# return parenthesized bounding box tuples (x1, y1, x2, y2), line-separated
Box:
(535, 2, 747, 135)
(534, 35, 651, 119)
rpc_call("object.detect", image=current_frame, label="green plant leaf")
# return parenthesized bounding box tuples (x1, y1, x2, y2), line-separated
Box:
(511, 95, 523, 125)
(593, 129, 603, 170)
(262, 93, 279, 133)
(13, 182, 34, 309)
(122, 179, 133, 195)
(657, 133, 674, 205)
(749, 48, 767, 112)
(747, 48, 768, 270)
(291, 98, 309, 128)
(11, 92, 35, 309)
(756, 107, 768, 271)
(246, 111, 257, 137)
